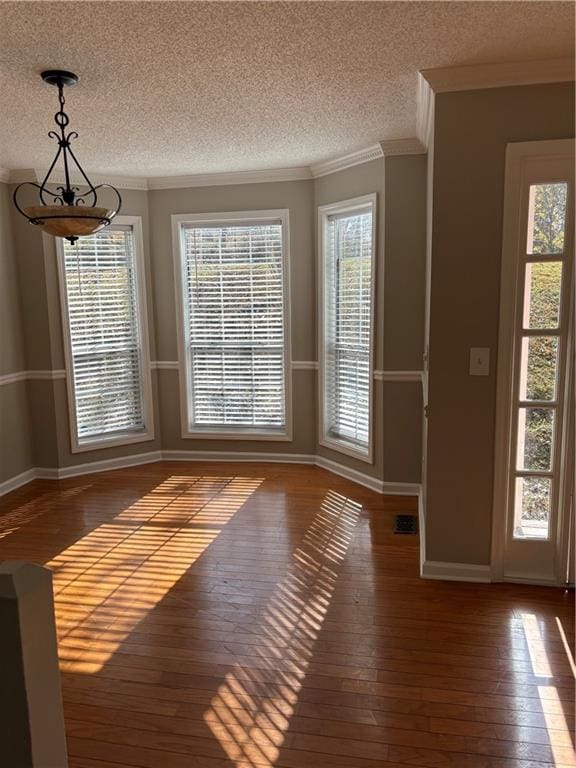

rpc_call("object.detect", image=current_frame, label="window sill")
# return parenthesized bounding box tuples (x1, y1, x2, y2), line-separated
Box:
(72, 430, 155, 454)
(319, 435, 373, 463)
(182, 427, 291, 442)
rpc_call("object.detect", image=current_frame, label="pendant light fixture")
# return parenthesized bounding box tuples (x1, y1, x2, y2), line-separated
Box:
(13, 70, 121, 244)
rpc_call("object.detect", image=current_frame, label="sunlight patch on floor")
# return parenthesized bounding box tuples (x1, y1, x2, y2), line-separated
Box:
(48, 475, 262, 673)
(0, 484, 91, 540)
(520, 613, 576, 765)
(203, 489, 361, 766)
(555, 616, 576, 679)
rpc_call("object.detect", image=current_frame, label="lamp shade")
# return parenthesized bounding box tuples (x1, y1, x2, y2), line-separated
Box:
(23, 205, 114, 239)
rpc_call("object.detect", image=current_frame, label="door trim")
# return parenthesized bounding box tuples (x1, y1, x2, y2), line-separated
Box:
(491, 138, 575, 584)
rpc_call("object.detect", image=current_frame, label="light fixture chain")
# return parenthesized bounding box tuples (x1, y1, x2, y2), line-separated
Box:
(54, 79, 74, 203)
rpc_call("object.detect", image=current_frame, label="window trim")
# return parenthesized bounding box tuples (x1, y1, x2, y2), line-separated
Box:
(56, 216, 155, 453)
(171, 209, 293, 441)
(318, 193, 377, 463)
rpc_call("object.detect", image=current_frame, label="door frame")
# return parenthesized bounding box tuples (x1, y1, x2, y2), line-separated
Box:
(491, 138, 575, 585)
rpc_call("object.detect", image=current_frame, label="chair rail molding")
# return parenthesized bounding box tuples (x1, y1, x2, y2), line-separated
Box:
(290, 361, 319, 370)
(151, 361, 323, 372)
(373, 370, 424, 382)
(150, 361, 179, 370)
(0, 370, 66, 385)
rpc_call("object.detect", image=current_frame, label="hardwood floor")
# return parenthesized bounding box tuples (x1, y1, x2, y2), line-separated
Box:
(0, 461, 574, 768)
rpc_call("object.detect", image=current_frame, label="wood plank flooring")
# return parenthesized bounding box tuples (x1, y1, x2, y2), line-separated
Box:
(0, 461, 574, 768)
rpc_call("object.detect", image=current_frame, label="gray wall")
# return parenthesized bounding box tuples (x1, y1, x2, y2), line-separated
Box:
(0, 182, 33, 483)
(1, 161, 427, 488)
(0, 184, 26, 374)
(425, 82, 575, 565)
(6, 188, 162, 472)
(40, 189, 163, 469)
(384, 156, 427, 371)
(383, 156, 426, 483)
(315, 156, 426, 482)
(315, 159, 386, 479)
(0, 383, 32, 483)
(149, 179, 317, 456)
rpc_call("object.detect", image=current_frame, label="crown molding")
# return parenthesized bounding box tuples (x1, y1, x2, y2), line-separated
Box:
(80, 172, 148, 191)
(380, 138, 425, 157)
(416, 72, 435, 151)
(3, 167, 148, 190)
(310, 144, 384, 178)
(416, 57, 572, 151)
(420, 57, 575, 94)
(34, 168, 149, 191)
(148, 166, 311, 190)
(4, 140, 420, 192)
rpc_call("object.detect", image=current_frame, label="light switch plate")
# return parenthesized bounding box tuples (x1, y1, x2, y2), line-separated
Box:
(469, 347, 490, 376)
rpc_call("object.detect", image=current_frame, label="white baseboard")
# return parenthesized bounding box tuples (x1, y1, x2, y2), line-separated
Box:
(165, 452, 420, 497)
(315, 455, 383, 493)
(421, 560, 492, 583)
(1, 454, 164, 494)
(0, 468, 37, 497)
(381, 480, 421, 496)
(1, 450, 421, 500)
(35, 451, 163, 480)
(314, 455, 420, 496)
(499, 572, 559, 587)
(162, 450, 316, 465)
(418, 492, 427, 570)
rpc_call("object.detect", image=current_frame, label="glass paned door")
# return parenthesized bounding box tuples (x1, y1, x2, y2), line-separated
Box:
(496, 142, 574, 585)
(512, 182, 567, 541)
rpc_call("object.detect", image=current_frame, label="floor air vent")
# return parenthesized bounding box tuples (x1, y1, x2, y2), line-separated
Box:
(393, 514, 418, 535)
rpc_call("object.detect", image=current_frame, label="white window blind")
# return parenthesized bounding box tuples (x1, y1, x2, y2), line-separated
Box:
(322, 203, 374, 455)
(62, 226, 148, 444)
(181, 220, 287, 432)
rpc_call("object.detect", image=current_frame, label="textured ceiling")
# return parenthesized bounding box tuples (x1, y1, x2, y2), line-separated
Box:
(0, 1, 573, 177)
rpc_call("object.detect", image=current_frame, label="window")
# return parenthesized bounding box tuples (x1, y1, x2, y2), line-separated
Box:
(173, 210, 291, 439)
(57, 218, 153, 451)
(318, 194, 376, 461)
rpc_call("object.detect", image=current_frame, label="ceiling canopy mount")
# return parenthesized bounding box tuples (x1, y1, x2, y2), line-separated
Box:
(41, 69, 79, 88)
